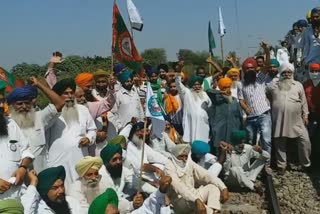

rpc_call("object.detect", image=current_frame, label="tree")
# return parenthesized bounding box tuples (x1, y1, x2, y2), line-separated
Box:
(11, 63, 46, 79)
(141, 48, 167, 67)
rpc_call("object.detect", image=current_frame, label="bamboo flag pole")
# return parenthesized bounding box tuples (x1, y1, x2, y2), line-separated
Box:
(220, 36, 224, 67)
(209, 54, 212, 75)
(138, 120, 148, 192)
(111, 0, 116, 72)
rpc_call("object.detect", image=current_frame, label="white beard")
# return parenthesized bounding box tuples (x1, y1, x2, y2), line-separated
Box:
(132, 134, 143, 147)
(80, 178, 102, 204)
(191, 90, 205, 101)
(61, 100, 79, 125)
(279, 79, 293, 91)
(10, 107, 36, 129)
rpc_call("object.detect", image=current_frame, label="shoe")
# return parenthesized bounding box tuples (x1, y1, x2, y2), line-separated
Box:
(277, 167, 286, 175)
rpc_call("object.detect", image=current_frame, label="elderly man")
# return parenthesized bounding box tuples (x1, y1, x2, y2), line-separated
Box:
(92, 69, 112, 101)
(165, 144, 229, 214)
(22, 166, 83, 214)
(226, 68, 240, 99)
(238, 50, 272, 170)
(223, 130, 269, 194)
(125, 122, 168, 193)
(0, 89, 34, 200)
(47, 78, 97, 187)
(67, 156, 104, 212)
(111, 71, 144, 130)
(191, 140, 224, 178)
(176, 74, 211, 144)
(267, 63, 311, 174)
(75, 72, 96, 102)
(6, 77, 64, 172)
(207, 77, 243, 154)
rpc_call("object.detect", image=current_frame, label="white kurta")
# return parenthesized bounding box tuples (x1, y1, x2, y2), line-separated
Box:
(0, 118, 33, 200)
(111, 87, 144, 130)
(46, 105, 97, 188)
(150, 132, 176, 158)
(99, 166, 135, 213)
(19, 104, 59, 172)
(175, 76, 211, 143)
(21, 185, 84, 214)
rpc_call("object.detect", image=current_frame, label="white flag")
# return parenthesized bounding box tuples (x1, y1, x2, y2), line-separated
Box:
(218, 7, 226, 37)
(145, 82, 165, 138)
(127, 0, 143, 31)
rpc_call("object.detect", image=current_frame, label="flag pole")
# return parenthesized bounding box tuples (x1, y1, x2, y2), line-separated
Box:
(220, 36, 224, 67)
(138, 120, 148, 192)
(209, 54, 212, 75)
(111, 0, 116, 72)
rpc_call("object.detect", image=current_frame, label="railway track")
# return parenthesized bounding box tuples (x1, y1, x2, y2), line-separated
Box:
(222, 170, 281, 214)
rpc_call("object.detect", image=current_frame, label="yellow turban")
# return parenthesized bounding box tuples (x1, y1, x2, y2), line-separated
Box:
(227, 68, 240, 78)
(75, 72, 94, 89)
(94, 69, 110, 79)
(75, 156, 103, 177)
(218, 77, 232, 90)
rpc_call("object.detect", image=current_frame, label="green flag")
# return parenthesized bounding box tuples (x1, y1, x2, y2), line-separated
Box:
(208, 21, 216, 55)
(0, 67, 16, 92)
(112, 2, 142, 71)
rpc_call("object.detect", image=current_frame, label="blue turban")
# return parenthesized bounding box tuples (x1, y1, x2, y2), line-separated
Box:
(118, 71, 133, 84)
(129, 121, 145, 140)
(113, 64, 126, 74)
(164, 114, 171, 123)
(147, 68, 159, 78)
(191, 140, 210, 155)
(6, 85, 38, 105)
(297, 20, 308, 28)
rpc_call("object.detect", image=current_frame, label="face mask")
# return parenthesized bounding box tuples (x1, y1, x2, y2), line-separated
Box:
(309, 71, 320, 86)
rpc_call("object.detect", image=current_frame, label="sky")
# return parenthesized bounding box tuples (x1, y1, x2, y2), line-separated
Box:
(0, 0, 319, 70)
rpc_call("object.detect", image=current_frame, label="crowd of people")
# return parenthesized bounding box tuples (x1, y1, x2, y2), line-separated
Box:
(1, 6, 320, 214)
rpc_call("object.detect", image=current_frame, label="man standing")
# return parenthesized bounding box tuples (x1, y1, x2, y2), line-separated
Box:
(304, 63, 320, 165)
(111, 71, 144, 130)
(207, 77, 243, 153)
(277, 41, 290, 65)
(6, 77, 64, 172)
(21, 166, 83, 214)
(75, 73, 96, 102)
(176, 74, 211, 144)
(92, 69, 112, 101)
(238, 53, 272, 164)
(267, 63, 311, 174)
(0, 89, 33, 200)
(165, 144, 229, 214)
(301, 7, 320, 66)
(47, 78, 97, 187)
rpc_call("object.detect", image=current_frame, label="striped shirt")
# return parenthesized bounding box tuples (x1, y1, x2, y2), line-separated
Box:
(237, 72, 270, 117)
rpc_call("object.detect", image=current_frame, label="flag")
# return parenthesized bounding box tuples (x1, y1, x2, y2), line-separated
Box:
(0, 67, 16, 92)
(127, 0, 143, 31)
(208, 21, 216, 55)
(112, 2, 142, 70)
(218, 7, 226, 37)
(145, 82, 165, 139)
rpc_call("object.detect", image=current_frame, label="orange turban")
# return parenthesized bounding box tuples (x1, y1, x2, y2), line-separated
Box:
(218, 77, 232, 90)
(227, 68, 240, 77)
(309, 63, 320, 71)
(75, 73, 94, 89)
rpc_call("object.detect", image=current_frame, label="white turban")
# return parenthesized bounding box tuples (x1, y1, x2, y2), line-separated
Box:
(172, 144, 191, 158)
(75, 156, 103, 177)
(279, 62, 295, 75)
